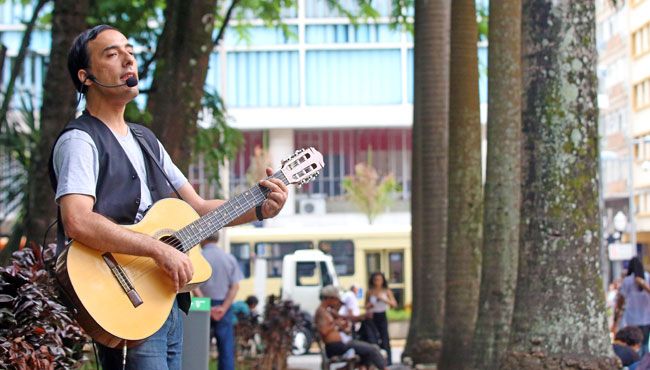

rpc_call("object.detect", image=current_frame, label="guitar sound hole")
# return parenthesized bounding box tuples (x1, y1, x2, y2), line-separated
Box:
(160, 235, 184, 251)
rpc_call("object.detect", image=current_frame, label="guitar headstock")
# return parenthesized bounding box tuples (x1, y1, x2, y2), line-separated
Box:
(280, 147, 325, 186)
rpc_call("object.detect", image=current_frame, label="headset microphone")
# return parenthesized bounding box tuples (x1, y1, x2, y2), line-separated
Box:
(88, 75, 139, 88)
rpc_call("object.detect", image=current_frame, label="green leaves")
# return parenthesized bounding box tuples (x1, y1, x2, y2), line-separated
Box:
(0, 91, 39, 255)
(194, 89, 244, 196)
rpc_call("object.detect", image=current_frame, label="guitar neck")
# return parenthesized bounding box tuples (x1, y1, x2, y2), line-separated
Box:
(172, 171, 289, 251)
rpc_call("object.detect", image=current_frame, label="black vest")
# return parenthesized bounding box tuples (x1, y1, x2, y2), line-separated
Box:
(48, 111, 172, 224)
(48, 111, 191, 313)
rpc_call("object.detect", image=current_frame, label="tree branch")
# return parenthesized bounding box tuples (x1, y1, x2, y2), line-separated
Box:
(0, 0, 50, 128)
(213, 0, 241, 46)
(0, 44, 7, 86)
(138, 49, 158, 82)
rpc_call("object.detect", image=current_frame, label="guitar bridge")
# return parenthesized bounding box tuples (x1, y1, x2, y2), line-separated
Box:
(102, 253, 143, 308)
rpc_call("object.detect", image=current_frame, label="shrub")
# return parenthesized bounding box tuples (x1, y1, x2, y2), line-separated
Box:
(258, 295, 306, 370)
(0, 244, 86, 369)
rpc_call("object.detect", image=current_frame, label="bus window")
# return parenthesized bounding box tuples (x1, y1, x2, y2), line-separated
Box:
(231, 243, 251, 278)
(256, 241, 312, 277)
(318, 240, 355, 276)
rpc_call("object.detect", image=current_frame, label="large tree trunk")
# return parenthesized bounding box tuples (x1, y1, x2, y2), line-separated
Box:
(500, 1, 617, 368)
(146, 0, 217, 173)
(470, 1, 521, 369)
(439, 0, 482, 368)
(24, 0, 89, 245)
(403, 0, 450, 365)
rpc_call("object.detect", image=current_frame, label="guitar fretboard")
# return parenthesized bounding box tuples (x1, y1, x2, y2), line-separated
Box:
(171, 171, 289, 252)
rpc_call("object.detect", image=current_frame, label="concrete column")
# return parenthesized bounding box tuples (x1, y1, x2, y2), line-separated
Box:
(268, 128, 295, 216)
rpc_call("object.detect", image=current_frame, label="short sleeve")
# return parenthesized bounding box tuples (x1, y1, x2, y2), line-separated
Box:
(158, 140, 188, 192)
(52, 130, 99, 202)
(228, 254, 244, 284)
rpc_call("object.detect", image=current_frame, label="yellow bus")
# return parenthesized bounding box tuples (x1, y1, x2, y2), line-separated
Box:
(224, 224, 412, 308)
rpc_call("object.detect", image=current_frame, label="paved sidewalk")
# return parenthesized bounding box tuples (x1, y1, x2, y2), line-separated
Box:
(288, 345, 405, 370)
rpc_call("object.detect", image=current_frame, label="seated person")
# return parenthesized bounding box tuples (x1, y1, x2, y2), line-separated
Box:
(315, 285, 387, 370)
(232, 295, 259, 324)
(613, 326, 643, 367)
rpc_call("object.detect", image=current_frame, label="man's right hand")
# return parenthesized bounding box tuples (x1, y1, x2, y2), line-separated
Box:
(153, 243, 194, 291)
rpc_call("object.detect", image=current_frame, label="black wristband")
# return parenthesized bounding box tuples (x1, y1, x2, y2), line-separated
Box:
(255, 205, 264, 221)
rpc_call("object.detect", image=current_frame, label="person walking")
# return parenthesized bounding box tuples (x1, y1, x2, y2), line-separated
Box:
(617, 257, 650, 356)
(193, 233, 244, 370)
(366, 272, 397, 365)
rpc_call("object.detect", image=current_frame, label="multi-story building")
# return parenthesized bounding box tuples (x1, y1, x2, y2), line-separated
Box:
(596, 0, 634, 278)
(596, 0, 650, 278)
(629, 0, 650, 260)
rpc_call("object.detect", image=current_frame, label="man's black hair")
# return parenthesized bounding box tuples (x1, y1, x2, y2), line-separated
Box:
(67, 24, 116, 93)
(245, 295, 259, 307)
(615, 326, 644, 346)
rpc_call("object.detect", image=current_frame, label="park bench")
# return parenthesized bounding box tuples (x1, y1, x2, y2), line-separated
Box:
(314, 332, 361, 370)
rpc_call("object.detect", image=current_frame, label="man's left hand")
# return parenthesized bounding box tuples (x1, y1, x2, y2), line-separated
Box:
(211, 306, 226, 321)
(259, 167, 289, 219)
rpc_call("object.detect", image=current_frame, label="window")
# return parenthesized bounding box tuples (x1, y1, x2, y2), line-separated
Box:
(305, 0, 394, 18)
(632, 22, 650, 58)
(294, 128, 412, 199)
(634, 79, 650, 111)
(256, 241, 313, 277)
(321, 261, 334, 286)
(231, 243, 252, 278)
(296, 262, 320, 286)
(295, 261, 333, 286)
(319, 240, 355, 276)
(388, 252, 404, 284)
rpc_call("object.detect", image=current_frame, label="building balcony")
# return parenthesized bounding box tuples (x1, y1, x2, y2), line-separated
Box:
(604, 179, 631, 199)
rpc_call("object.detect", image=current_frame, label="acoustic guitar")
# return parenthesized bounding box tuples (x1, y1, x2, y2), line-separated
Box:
(55, 147, 324, 348)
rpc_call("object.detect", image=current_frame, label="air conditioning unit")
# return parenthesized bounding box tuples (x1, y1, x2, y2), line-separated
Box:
(297, 197, 327, 215)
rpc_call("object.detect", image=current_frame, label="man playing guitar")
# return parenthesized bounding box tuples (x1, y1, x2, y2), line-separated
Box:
(50, 25, 288, 369)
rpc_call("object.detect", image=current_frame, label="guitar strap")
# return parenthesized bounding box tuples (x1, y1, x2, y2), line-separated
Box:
(130, 125, 193, 315)
(129, 125, 183, 201)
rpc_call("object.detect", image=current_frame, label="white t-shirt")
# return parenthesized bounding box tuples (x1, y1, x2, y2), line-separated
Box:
(52, 128, 188, 222)
(339, 290, 361, 317)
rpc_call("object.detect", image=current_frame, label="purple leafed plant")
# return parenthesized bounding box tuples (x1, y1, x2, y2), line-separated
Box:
(0, 244, 86, 369)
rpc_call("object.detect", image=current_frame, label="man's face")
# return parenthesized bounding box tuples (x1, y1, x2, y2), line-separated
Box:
(84, 29, 139, 99)
(326, 297, 341, 309)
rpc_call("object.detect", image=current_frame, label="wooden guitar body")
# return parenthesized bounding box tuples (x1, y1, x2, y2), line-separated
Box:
(56, 198, 212, 348)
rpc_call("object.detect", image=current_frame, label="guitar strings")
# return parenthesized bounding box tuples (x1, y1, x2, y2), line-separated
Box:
(118, 171, 289, 288)
(118, 174, 281, 284)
